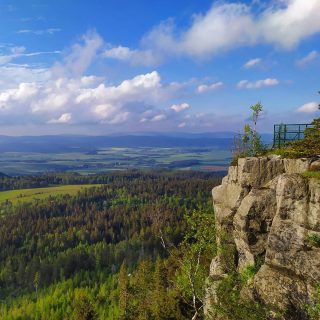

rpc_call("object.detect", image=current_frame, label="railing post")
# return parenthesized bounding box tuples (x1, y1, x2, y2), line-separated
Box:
(299, 125, 301, 139)
(284, 124, 287, 146)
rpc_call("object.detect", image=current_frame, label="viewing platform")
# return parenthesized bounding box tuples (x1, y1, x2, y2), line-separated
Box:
(273, 123, 313, 148)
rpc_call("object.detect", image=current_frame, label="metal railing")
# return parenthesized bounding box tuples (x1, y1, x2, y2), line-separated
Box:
(273, 123, 313, 148)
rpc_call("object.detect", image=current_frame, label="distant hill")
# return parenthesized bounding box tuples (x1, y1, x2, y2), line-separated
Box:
(0, 133, 272, 153)
(0, 172, 8, 177)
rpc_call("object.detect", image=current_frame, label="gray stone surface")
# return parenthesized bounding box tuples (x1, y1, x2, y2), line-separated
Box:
(206, 156, 320, 318)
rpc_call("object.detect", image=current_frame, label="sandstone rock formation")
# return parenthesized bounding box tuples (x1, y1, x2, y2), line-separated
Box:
(206, 156, 320, 319)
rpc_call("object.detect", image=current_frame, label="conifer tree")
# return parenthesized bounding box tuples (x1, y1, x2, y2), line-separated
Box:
(134, 260, 153, 320)
(34, 271, 40, 297)
(151, 257, 167, 320)
(118, 263, 130, 320)
(74, 291, 98, 320)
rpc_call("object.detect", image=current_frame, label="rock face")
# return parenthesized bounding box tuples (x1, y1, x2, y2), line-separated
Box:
(206, 156, 320, 319)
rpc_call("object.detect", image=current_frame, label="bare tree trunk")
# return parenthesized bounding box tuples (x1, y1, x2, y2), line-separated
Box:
(192, 310, 198, 320)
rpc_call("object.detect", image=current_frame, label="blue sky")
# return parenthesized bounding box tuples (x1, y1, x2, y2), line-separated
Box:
(0, 0, 319, 135)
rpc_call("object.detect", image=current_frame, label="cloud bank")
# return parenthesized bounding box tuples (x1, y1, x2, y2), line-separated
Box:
(0, 32, 191, 131)
(104, 0, 320, 65)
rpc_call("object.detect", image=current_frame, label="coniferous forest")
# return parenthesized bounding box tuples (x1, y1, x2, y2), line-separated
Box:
(0, 171, 221, 319)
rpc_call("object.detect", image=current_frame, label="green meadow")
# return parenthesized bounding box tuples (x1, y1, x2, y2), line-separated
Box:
(0, 184, 101, 205)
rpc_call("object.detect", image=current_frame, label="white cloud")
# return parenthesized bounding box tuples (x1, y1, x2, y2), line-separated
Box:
(260, 0, 320, 49)
(94, 104, 117, 119)
(52, 30, 103, 78)
(75, 71, 163, 106)
(47, 113, 72, 124)
(17, 28, 61, 35)
(10, 46, 26, 54)
(0, 47, 60, 66)
(0, 65, 184, 127)
(197, 81, 223, 93)
(296, 50, 319, 67)
(178, 122, 186, 128)
(109, 112, 130, 124)
(237, 78, 279, 89)
(0, 55, 15, 65)
(104, 45, 160, 66)
(93, 104, 129, 124)
(296, 102, 319, 113)
(151, 114, 166, 122)
(243, 58, 261, 69)
(0, 65, 50, 90)
(0, 30, 192, 131)
(123, 0, 320, 61)
(104, 46, 133, 60)
(0, 83, 38, 110)
(142, 4, 254, 58)
(140, 117, 148, 123)
(170, 103, 190, 113)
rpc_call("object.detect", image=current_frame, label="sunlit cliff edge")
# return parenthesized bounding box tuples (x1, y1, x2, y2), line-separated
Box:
(205, 156, 320, 319)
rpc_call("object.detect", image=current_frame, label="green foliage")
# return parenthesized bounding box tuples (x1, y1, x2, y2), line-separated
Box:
(0, 184, 101, 206)
(307, 233, 320, 247)
(118, 263, 129, 319)
(232, 102, 267, 164)
(74, 290, 98, 320)
(0, 171, 221, 319)
(239, 265, 259, 283)
(175, 209, 216, 319)
(207, 268, 270, 320)
(307, 284, 320, 320)
(119, 209, 217, 320)
(303, 171, 320, 179)
(151, 257, 176, 320)
(0, 273, 116, 320)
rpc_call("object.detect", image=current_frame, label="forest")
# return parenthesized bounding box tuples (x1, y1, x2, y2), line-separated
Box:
(0, 171, 221, 319)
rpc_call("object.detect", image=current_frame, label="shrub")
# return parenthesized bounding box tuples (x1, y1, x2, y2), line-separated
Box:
(307, 284, 320, 320)
(307, 233, 320, 247)
(207, 269, 271, 320)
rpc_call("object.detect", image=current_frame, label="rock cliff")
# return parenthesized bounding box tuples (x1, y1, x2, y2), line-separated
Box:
(206, 156, 320, 319)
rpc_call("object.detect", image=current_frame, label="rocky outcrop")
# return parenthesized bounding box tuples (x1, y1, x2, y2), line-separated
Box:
(205, 156, 320, 319)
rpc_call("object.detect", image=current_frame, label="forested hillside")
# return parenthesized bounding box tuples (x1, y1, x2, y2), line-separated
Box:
(0, 171, 221, 319)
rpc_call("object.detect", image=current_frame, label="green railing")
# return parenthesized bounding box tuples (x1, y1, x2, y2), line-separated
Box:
(273, 123, 313, 148)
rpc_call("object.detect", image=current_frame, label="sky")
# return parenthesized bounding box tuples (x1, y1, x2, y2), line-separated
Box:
(0, 0, 319, 135)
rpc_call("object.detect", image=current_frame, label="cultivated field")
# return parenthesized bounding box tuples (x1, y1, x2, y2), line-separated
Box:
(0, 147, 231, 175)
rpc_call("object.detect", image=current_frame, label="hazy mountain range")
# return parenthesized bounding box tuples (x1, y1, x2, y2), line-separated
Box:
(0, 133, 273, 153)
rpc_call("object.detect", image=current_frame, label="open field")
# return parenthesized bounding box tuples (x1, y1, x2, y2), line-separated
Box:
(0, 184, 101, 205)
(0, 147, 231, 175)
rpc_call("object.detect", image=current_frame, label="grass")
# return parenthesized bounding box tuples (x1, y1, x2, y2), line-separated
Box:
(303, 171, 320, 179)
(0, 184, 102, 205)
